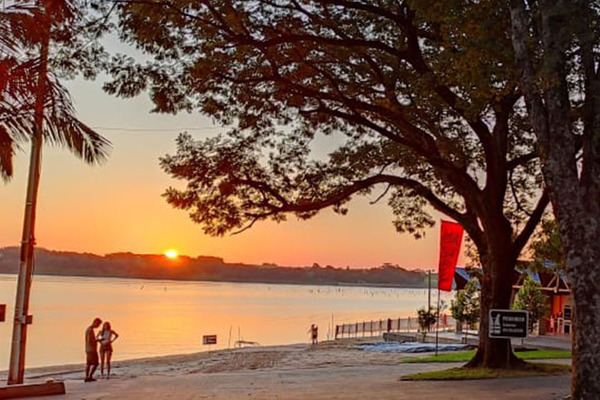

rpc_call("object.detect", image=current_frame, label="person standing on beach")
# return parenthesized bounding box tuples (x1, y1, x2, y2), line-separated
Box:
(309, 324, 318, 345)
(97, 321, 119, 379)
(85, 317, 102, 382)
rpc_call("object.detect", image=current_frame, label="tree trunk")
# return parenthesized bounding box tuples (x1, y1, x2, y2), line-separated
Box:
(465, 248, 523, 368)
(551, 194, 600, 400)
(568, 243, 600, 399)
(510, 1, 600, 397)
(463, 213, 524, 369)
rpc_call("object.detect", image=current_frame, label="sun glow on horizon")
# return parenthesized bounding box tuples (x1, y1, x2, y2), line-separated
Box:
(164, 249, 179, 259)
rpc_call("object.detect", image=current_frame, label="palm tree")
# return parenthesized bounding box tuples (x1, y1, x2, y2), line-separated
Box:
(1, 1, 110, 384)
(0, 2, 110, 180)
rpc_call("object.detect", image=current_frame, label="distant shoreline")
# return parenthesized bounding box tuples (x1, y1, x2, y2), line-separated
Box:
(0, 272, 428, 289)
(0, 247, 431, 289)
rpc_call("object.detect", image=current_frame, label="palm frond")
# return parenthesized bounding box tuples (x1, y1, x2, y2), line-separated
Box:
(43, 74, 111, 163)
(0, 0, 111, 178)
(43, 108, 112, 164)
(0, 3, 41, 52)
(0, 124, 15, 181)
(0, 75, 111, 165)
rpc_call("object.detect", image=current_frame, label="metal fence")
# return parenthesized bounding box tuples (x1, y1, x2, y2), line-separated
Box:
(334, 315, 455, 339)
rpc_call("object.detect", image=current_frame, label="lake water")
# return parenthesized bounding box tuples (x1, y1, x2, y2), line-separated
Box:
(0, 274, 453, 370)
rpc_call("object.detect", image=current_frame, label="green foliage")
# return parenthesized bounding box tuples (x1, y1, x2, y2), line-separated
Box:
(530, 219, 565, 272)
(417, 299, 447, 333)
(513, 276, 549, 333)
(451, 279, 480, 328)
(403, 350, 571, 363)
(417, 307, 437, 333)
(401, 363, 571, 380)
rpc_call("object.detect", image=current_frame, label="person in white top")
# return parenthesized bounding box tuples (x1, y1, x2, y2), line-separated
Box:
(96, 321, 119, 379)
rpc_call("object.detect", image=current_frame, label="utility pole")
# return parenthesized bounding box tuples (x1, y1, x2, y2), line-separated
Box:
(8, 7, 49, 385)
(428, 270, 432, 310)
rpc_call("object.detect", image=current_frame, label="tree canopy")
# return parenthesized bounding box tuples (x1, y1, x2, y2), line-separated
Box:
(0, 1, 111, 181)
(110, 0, 548, 368)
(451, 279, 480, 331)
(512, 276, 548, 334)
(111, 1, 546, 241)
(530, 219, 565, 272)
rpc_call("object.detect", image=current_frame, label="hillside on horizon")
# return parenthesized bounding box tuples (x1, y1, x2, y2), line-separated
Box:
(0, 247, 428, 288)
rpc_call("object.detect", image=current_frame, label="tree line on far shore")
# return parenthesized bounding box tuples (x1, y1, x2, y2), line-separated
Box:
(0, 247, 427, 288)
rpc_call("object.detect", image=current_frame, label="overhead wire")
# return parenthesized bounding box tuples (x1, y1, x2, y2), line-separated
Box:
(91, 126, 224, 133)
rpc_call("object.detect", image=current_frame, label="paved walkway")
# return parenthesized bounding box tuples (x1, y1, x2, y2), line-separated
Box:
(423, 332, 572, 351)
(29, 363, 570, 400)
(3, 337, 572, 400)
(518, 335, 572, 351)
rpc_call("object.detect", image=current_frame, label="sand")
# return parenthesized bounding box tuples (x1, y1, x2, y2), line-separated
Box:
(0, 340, 570, 400)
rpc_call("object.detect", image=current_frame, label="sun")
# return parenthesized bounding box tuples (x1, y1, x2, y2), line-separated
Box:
(164, 249, 179, 259)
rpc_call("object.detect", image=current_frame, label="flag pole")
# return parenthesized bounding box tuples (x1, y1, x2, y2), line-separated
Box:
(435, 287, 440, 356)
(428, 270, 431, 311)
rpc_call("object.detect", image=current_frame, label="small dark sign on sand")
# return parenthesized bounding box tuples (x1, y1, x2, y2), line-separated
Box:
(0, 304, 5, 322)
(489, 309, 528, 339)
(203, 335, 217, 345)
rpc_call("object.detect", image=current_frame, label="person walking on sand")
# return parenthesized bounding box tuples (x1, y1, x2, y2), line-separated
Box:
(85, 317, 102, 382)
(97, 321, 119, 379)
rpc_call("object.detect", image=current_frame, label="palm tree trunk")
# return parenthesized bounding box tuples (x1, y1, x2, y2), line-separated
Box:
(7, 12, 49, 385)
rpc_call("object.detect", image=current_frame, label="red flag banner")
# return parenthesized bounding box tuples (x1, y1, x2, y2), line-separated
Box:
(438, 220, 464, 291)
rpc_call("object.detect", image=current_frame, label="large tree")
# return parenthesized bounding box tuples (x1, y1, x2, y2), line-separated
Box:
(510, 0, 600, 397)
(111, 1, 548, 368)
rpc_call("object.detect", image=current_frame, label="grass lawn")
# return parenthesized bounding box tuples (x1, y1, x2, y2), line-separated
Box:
(403, 349, 571, 363)
(401, 363, 571, 381)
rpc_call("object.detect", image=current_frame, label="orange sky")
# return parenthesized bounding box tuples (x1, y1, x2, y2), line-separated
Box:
(0, 77, 466, 270)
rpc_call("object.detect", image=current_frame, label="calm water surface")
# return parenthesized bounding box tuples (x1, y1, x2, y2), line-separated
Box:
(0, 274, 453, 370)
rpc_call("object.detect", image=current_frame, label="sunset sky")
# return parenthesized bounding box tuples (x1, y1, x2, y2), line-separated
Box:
(0, 74, 465, 270)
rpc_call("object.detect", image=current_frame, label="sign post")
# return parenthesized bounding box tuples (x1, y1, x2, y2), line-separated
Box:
(489, 309, 528, 339)
(203, 334, 217, 351)
(0, 304, 5, 322)
(202, 335, 217, 345)
(489, 309, 528, 367)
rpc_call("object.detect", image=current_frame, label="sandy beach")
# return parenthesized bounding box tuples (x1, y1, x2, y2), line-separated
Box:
(0, 339, 570, 400)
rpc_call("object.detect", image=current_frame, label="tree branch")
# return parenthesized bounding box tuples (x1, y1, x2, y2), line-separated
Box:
(236, 173, 467, 230)
(507, 151, 538, 170)
(513, 189, 550, 257)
